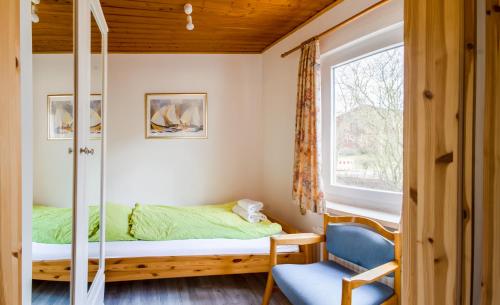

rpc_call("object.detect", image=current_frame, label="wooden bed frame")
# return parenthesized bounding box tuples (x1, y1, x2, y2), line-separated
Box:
(32, 215, 308, 282)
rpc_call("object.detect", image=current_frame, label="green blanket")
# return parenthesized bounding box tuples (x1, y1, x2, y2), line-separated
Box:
(33, 202, 282, 243)
(91, 203, 137, 242)
(33, 203, 136, 243)
(32, 205, 100, 244)
(130, 202, 282, 240)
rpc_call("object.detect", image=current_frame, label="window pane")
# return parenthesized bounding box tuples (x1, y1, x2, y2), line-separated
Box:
(332, 46, 404, 192)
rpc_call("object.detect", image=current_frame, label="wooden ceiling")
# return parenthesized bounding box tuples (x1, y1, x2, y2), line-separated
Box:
(32, 0, 339, 53)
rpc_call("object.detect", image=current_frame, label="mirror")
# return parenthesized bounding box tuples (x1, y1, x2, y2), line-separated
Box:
(31, 0, 74, 303)
(31, 0, 108, 303)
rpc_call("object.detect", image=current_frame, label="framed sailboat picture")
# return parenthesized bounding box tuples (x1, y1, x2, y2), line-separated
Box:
(89, 96, 103, 139)
(145, 93, 208, 139)
(47, 95, 73, 140)
(47, 94, 102, 140)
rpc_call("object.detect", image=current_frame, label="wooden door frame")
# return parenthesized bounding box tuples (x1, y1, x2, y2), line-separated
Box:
(478, 1, 500, 304)
(401, 0, 476, 304)
(0, 0, 22, 304)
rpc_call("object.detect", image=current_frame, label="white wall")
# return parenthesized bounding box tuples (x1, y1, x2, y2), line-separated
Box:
(33, 54, 264, 207)
(261, 0, 403, 232)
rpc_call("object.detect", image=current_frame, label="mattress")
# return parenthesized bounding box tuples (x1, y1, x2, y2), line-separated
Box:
(32, 234, 300, 261)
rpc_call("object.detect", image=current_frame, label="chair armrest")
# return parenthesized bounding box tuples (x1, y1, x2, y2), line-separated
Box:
(347, 260, 399, 288)
(341, 261, 399, 305)
(271, 233, 324, 246)
(268, 233, 324, 268)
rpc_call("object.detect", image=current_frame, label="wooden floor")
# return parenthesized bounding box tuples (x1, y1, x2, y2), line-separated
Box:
(32, 274, 291, 305)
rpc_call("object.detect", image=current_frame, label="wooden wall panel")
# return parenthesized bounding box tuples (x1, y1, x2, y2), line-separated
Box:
(402, 0, 468, 304)
(480, 1, 500, 304)
(0, 0, 22, 304)
(32, 0, 339, 53)
(462, 0, 476, 304)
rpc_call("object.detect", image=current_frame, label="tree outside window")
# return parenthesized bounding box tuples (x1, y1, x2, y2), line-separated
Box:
(332, 46, 404, 193)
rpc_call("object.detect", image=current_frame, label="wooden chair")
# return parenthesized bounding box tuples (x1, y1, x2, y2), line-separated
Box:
(261, 214, 401, 305)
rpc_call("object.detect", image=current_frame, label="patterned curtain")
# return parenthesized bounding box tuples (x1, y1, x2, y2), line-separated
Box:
(292, 39, 325, 215)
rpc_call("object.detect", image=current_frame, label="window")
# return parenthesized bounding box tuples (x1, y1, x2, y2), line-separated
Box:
(321, 25, 404, 216)
(333, 46, 404, 193)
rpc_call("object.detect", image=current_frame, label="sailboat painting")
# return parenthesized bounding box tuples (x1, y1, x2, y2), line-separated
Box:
(89, 96, 102, 138)
(47, 94, 102, 140)
(146, 93, 207, 139)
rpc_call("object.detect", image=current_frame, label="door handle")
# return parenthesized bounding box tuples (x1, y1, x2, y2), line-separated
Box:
(79, 147, 95, 155)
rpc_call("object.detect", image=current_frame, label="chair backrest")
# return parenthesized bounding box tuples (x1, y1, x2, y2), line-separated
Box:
(323, 215, 400, 272)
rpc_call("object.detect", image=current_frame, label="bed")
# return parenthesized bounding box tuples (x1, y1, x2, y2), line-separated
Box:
(32, 215, 309, 282)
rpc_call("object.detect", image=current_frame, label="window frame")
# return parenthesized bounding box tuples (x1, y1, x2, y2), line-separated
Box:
(320, 23, 404, 217)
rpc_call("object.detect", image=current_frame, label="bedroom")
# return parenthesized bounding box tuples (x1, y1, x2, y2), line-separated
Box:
(0, 0, 499, 305)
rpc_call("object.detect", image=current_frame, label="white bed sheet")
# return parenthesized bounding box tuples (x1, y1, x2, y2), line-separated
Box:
(32, 234, 299, 261)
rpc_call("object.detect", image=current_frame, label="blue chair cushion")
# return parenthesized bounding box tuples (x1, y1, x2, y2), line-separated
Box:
(326, 224, 395, 273)
(272, 261, 393, 305)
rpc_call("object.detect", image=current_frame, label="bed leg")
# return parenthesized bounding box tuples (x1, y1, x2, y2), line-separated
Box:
(262, 271, 274, 305)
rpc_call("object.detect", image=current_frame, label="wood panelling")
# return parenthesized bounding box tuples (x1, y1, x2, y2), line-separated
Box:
(480, 1, 500, 304)
(402, 0, 469, 304)
(33, 0, 339, 53)
(0, 0, 22, 304)
(32, 252, 306, 282)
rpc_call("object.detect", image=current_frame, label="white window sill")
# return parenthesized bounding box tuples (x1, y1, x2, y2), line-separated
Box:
(326, 201, 401, 230)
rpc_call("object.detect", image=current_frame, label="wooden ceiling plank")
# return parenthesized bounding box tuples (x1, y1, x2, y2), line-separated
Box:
(33, 0, 340, 53)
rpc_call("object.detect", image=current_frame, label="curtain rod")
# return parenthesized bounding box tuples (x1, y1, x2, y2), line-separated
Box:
(280, 0, 392, 58)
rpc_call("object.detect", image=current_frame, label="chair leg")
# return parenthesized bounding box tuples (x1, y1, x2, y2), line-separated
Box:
(261, 271, 274, 305)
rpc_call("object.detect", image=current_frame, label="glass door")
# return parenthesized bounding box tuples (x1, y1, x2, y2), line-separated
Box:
(71, 0, 108, 304)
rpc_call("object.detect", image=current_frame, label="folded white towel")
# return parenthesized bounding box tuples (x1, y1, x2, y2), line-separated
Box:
(237, 199, 264, 213)
(232, 205, 267, 224)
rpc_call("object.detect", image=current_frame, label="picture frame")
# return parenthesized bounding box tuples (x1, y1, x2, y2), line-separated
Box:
(145, 93, 208, 139)
(47, 94, 102, 140)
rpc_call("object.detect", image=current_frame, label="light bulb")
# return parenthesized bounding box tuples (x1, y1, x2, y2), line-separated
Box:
(184, 3, 194, 30)
(32, 12, 39, 23)
(31, 4, 39, 23)
(184, 3, 193, 15)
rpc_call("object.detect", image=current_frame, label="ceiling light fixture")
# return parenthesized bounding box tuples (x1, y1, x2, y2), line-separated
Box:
(184, 3, 194, 31)
(31, 3, 39, 23)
